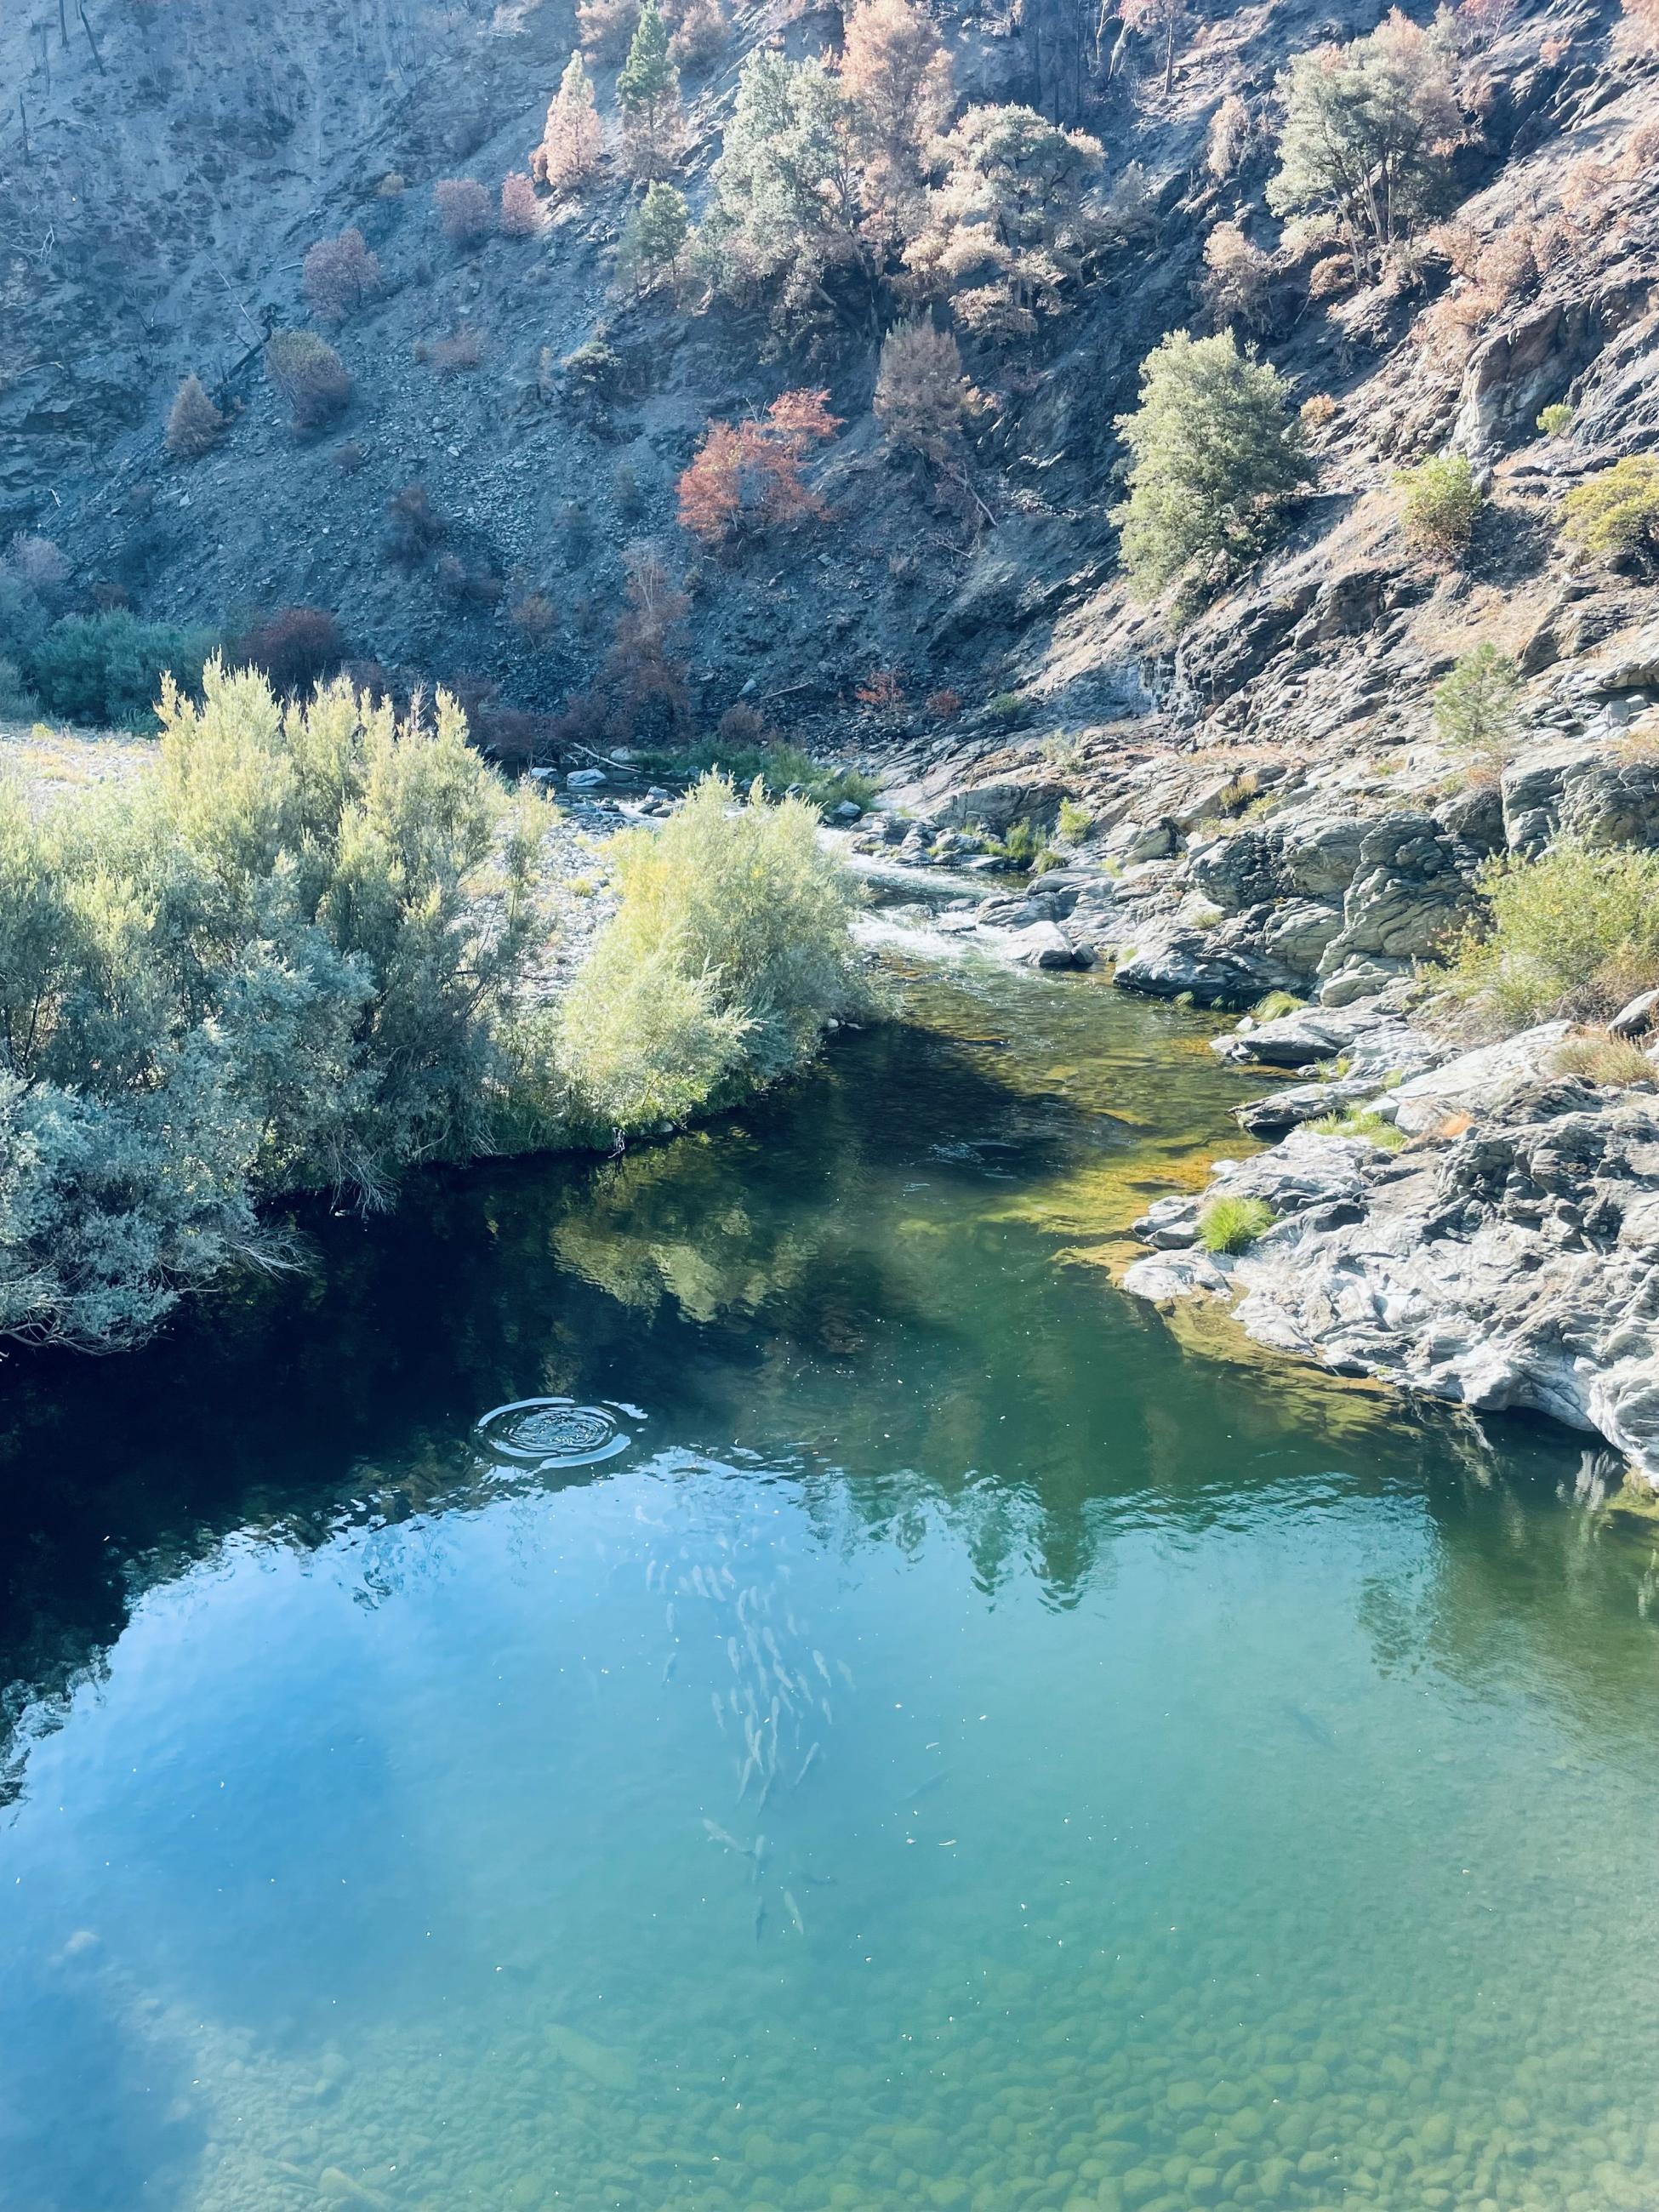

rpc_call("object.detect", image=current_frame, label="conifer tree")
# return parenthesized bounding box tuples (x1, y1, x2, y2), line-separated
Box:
(618, 1, 681, 180)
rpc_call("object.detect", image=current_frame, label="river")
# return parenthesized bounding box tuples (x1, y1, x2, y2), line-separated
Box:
(2, 924, 1657, 2212)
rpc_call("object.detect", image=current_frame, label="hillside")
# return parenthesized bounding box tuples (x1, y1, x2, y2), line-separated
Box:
(3, 0, 1654, 767)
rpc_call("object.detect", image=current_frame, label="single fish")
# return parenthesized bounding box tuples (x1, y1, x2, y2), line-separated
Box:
(757, 1766, 778, 1813)
(727, 1637, 739, 1673)
(664, 1602, 676, 1635)
(762, 1626, 785, 1669)
(753, 1897, 767, 1942)
(661, 1651, 679, 1685)
(1283, 1702, 1337, 1750)
(820, 1697, 834, 1726)
(786, 1611, 802, 1639)
(812, 1650, 832, 1686)
(750, 1833, 769, 1884)
(836, 1658, 854, 1687)
(737, 1752, 757, 1800)
(783, 1888, 806, 1936)
(703, 1818, 746, 1854)
(710, 1691, 727, 1735)
(794, 1742, 821, 1791)
(900, 1770, 949, 1805)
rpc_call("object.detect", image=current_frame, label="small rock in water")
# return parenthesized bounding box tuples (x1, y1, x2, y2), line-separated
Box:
(544, 2021, 637, 2091)
(566, 767, 609, 790)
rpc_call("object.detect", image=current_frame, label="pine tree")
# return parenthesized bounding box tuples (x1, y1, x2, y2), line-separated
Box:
(533, 51, 604, 193)
(165, 373, 226, 459)
(618, 1, 681, 180)
(619, 181, 690, 291)
(1114, 330, 1310, 608)
(841, 0, 953, 244)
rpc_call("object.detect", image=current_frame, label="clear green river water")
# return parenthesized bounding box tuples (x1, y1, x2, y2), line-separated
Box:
(3, 919, 1658, 2212)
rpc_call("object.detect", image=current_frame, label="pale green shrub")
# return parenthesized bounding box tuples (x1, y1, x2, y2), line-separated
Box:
(1440, 840, 1659, 1026)
(1536, 402, 1574, 437)
(558, 773, 865, 1134)
(1395, 453, 1483, 559)
(0, 662, 561, 1350)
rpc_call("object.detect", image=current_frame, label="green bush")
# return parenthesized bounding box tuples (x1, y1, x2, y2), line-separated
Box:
(0, 661, 559, 1350)
(558, 772, 866, 1134)
(1559, 455, 1659, 568)
(662, 738, 876, 812)
(1395, 453, 1483, 560)
(1197, 1192, 1276, 1253)
(1536, 402, 1574, 437)
(25, 611, 219, 729)
(1115, 330, 1310, 610)
(1251, 989, 1305, 1021)
(0, 656, 39, 721)
(1432, 643, 1521, 781)
(986, 692, 1029, 726)
(1057, 798, 1093, 844)
(1440, 840, 1659, 1027)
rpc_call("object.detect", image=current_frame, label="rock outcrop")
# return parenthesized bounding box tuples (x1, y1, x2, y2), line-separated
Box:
(1126, 1029, 1659, 1483)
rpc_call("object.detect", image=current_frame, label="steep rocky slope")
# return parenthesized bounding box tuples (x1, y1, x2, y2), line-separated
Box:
(3, 0, 1651, 752)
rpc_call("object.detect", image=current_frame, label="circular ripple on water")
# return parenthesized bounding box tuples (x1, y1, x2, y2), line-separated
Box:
(474, 1397, 632, 1469)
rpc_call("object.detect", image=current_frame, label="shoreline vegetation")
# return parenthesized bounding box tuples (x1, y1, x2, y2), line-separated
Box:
(0, 663, 869, 1355)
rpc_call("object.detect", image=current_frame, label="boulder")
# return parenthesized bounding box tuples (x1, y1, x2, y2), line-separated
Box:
(1388, 1023, 1572, 1137)
(1007, 920, 1082, 969)
(923, 775, 1067, 836)
(1130, 1086, 1659, 1481)
(1501, 742, 1659, 856)
(1318, 813, 1476, 978)
(1611, 988, 1659, 1040)
(566, 767, 608, 789)
(1113, 924, 1303, 1009)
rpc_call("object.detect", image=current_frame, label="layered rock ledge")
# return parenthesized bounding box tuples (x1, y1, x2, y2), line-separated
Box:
(1124, 1017, 1659, 1484)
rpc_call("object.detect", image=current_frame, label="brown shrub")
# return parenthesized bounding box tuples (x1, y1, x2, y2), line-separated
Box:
(856, 670, 905, 709)
(385, 484, 447, 567)
(302, 228, 382, 322)
(91, 580, 130, 613)
(667, 0, 727, 68)
(436, 553, 505, 605)
(435, 178, 493, 248)
(1474, 231, 1536, 305)
(6, 533, 68, 592)
(1299, 392, 1337, 430)
(420, 326, 487, 374)
(509, 590, 561, 644)
(1428, 218, 1484, 278)
(578, 0, 638, 59)
(717, 701, 770, 746)
(677, 391, 841, 548)
(601, 541, 691, 743)
(265, 330, 352, 431)
(926, 687, 963, 719)
(1308, 254, 1352, 300)
(499, 173, 543, 237)
(234, 607, 347, 696)
(165, 373, 225, 459)
(1201, 220, 1274, 333)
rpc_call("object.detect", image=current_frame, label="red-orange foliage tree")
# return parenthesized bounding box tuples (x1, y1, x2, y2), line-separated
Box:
(676, 391, 841, 546)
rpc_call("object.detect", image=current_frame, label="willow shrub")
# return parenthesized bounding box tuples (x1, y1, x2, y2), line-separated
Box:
(558, 773, 867, 1136)
(0, 661, 556, 1349)
(1440, 840, 1659, 1028)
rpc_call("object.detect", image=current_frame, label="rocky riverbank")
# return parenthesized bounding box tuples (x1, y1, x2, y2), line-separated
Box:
(843, 630, 1659, 1484)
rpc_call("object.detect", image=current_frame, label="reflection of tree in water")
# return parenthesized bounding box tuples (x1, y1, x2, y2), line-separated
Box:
(1356, 1430, 1659, 1741)
(0, 979, 1638, 1815)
